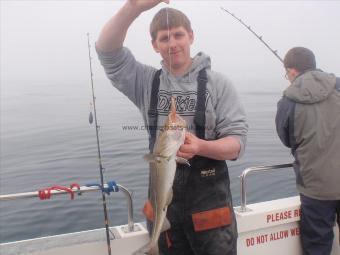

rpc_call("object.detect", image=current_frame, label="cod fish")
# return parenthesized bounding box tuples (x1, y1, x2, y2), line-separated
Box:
(133, 97, 188, 255)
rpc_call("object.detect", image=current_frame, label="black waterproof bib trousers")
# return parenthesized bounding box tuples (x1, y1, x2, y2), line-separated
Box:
(147, 69, 237, 255)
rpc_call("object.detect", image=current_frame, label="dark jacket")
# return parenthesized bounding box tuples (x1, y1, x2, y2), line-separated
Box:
(276, 70, 340, 200)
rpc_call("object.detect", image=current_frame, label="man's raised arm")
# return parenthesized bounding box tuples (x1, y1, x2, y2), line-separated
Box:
(96, 0, 169, 52)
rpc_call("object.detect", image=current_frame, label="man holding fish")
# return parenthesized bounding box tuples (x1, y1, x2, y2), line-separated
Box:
(96, 1, 248, 254)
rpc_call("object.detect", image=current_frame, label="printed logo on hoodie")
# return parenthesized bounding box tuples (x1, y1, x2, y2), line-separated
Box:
(156, 90, 211, 116)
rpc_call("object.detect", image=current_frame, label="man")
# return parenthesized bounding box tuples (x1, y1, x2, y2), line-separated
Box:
(96, 1, 248, 254)
(276, 46, 340, 255)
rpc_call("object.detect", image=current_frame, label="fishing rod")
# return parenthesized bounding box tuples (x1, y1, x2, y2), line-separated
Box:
(86, 33, 112, 255)
(220, 7, 283, 64)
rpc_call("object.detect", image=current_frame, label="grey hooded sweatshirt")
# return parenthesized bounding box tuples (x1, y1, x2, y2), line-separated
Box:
(276, 70, 340, 200)
(97, 47, 248, 157)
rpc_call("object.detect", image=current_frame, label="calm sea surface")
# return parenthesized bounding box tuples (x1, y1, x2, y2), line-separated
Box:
(0, 81, 296, 243)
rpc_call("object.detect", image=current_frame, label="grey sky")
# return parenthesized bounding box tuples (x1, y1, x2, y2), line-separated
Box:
(1, 1, 340, 93)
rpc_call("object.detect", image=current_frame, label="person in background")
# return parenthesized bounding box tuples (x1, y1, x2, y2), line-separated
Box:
(276, 46, 340, 255)
(96, 0, 248, 254)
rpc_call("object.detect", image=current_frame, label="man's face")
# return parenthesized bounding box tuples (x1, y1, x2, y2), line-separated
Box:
(285, 68, 299, 83)
(152, 26, 194, 75)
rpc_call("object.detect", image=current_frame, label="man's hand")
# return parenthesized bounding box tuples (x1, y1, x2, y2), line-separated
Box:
(128, 0, 169, 13)
(177, 132, 241, 161)
(177, 132, 201, 160)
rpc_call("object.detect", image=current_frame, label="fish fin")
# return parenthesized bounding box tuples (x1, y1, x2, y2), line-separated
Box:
(176, 156, 190, 166)
(132, 241, 159, 255)
(143, 154, 162, 164)
(161, 217, 171, 232)
(166, 189, 173, 206)
(159, 190, 173, 232)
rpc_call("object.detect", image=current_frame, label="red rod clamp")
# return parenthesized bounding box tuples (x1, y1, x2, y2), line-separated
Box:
(38, 183, 80, 200)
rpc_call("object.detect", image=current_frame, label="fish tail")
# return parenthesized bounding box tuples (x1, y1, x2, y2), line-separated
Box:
(132, 241, 159, 255)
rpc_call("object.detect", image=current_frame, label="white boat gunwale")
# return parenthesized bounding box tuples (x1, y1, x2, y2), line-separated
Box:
(1, 164, 339, 255)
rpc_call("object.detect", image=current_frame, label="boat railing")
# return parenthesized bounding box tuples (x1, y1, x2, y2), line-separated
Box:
(0, 183, 135, 233)
(238, 163, 293, 213)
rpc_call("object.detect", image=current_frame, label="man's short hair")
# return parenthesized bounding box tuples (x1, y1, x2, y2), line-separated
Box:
(150, 8, 192, 41)
(284, 47, 316, 72)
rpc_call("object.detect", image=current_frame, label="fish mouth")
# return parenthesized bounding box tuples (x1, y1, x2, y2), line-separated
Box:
(165, 123, 186, 131)
(169, 97, 185, 121)
(169, 97, 177, 123)
(168, 97, 186, 129)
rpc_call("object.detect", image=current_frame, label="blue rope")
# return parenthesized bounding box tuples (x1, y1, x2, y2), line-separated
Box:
(86, 181, 119, 195)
